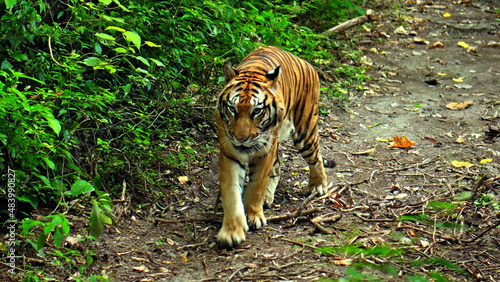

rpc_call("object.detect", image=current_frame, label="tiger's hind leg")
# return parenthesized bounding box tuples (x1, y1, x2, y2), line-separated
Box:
(294, 130, 329, 195)
(263, 149, 280, 208)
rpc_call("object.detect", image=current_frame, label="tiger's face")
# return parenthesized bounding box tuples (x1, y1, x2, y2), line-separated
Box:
(217, 62, 284, 154)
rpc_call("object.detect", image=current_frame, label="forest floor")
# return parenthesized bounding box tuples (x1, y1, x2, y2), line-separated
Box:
(12, 0, 500, 281)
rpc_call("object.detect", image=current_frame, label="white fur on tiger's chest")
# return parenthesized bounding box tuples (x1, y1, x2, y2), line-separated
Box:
(277, 118, 295, 142)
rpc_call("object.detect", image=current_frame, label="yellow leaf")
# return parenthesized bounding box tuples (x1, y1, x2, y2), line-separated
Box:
(480, 159, 493, 164)
(380, 51, 387, 55)
(443, 12, 451, 17)
(452, 77, 464, 82)
(446, 101, 473, 110)
(455, 137, 464, 143)
(451, 160, 471, 168)
(437, 73, 448, 76)
(457, 41, 469, 48)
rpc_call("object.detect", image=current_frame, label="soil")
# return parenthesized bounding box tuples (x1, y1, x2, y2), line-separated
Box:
(6, 1, 500, 281)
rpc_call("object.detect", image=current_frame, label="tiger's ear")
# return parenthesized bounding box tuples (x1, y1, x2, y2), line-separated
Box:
(223, 62, 239, 85)
(265, 66, 280, 89)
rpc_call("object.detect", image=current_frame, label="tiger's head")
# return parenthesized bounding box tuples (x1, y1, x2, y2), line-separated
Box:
(217, 62, 285, 154)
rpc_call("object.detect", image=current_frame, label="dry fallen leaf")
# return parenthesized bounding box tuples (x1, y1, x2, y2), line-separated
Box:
(65, 234, 83, 246)
(455, 137, 464, 143)
(388, 135, 416, 148)
(452, 77, 464, 82)
(133, 265, 148, 272)
(413, 37, 429, 45)
(331, 258, 353, 266)
(446, 101, 473, 110)
(428, 41, 445, 49)
(451, 160, 471, 168)
(350, 148, 375, 155)
(485, 41, 500, 47)
(180, 252, 189, 262)
(454, 84, 473, 89)
(395, 26, 408, 35)
(467, 46, 478, 53)
(177, 176, 189, 185)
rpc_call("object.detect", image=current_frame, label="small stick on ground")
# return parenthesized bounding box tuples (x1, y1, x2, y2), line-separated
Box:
(155, 217, 220, 224)
(226, 265, 248, 282)
(311, 214, 342, 234)
(281, 238, 318, 250)
(461, 219, 500, 244)
(267, 207, 320, 222)
(322, 14, 369, 35)
(296, 191, 318, 217)
(354, 212, 396, 222)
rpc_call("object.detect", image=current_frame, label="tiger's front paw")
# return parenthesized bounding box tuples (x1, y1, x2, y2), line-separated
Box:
(246, 210, 267, 229)
(217, 215, 249, 249)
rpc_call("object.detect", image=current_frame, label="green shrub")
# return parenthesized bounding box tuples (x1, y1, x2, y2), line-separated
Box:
(1, 0, 363, 207)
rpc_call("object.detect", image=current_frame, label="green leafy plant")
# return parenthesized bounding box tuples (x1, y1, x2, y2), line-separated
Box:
(2, 1, 366, 279)
(318, 244, 466, 281)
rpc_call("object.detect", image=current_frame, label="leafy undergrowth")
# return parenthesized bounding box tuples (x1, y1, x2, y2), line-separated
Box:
(1, 0, 367, 281)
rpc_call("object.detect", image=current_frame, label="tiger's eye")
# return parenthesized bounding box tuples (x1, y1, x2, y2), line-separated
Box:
(252, 108, 263, 116)
(227, 105, 237, 115)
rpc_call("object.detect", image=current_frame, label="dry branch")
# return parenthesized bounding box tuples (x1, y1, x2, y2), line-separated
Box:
(281, 238, 318, 250)
(354, 212, 396, 222)
(311, 214, 342, 234)
(322, 10, 375, 35)
(155, 216, 219, 224)
(267, 207, 320, 222)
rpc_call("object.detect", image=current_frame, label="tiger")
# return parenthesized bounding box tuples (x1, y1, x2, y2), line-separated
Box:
(215, 46, 335, 248)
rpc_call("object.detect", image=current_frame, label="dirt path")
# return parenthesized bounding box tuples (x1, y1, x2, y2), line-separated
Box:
(46, 1, 500, 281)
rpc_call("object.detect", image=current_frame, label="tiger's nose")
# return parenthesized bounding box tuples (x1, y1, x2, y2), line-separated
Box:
(235, 136, 249, 142)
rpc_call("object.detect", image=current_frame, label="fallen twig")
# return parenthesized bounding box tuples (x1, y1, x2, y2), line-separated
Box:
(226, 265, 248, 282)
(281, 238, 318, 250)
(296, 191, 318, 217)
(322, 14, 369, 35)
(155, 216, 219, 224)
(461, 219, 500, 244)
(311, 214, 342, 234)
(354, 212, 396, 222)
(177, 242, 208, 250)
(267, 207, 320, 222)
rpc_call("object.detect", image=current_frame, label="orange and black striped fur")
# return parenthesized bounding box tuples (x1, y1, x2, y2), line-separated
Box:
(215, 46, 335, 248)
